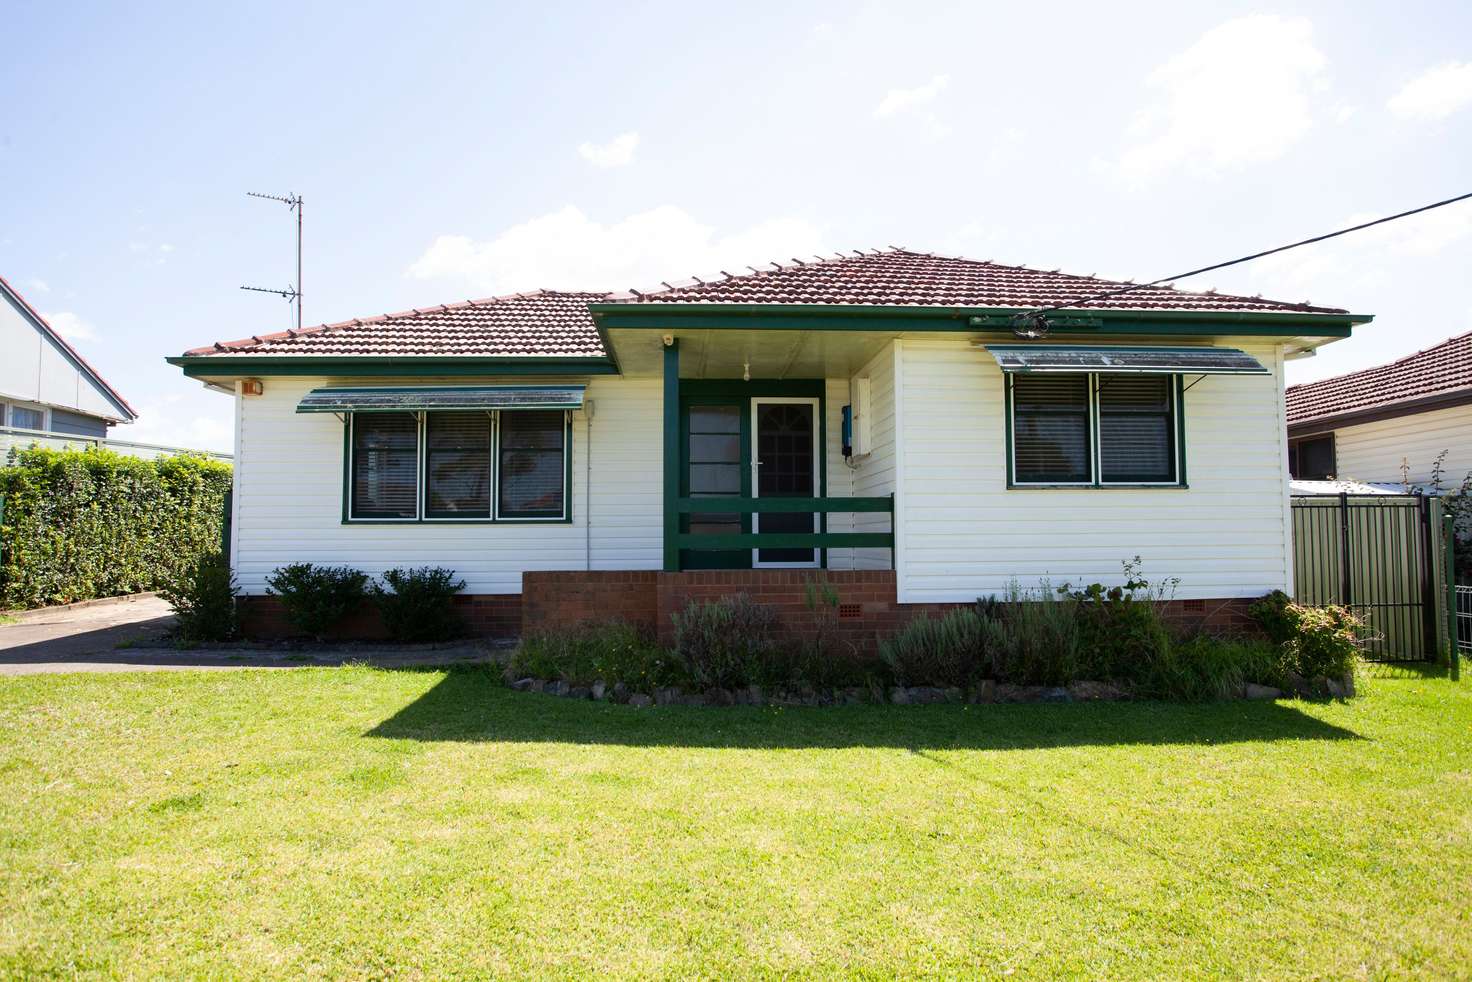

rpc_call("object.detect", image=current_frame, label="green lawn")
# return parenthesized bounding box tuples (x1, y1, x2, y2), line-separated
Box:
(1, 666, 1468, 979)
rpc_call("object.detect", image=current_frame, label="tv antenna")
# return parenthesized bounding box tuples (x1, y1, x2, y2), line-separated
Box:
(240, 190, 303, 331)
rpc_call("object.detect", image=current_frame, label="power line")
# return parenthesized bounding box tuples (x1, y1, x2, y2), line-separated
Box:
(1019, 190, 1472, 326)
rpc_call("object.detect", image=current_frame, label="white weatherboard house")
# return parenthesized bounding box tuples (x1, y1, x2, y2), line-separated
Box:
(1, 274, 138, 453)
(1287, 330, 1472, 492)
(169, 249, 1370, 641)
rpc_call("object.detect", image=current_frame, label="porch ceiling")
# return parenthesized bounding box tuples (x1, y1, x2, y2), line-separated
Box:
(606, 328, 900, 379)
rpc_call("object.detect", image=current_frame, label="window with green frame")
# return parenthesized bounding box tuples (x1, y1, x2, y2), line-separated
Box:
(1009, 373, 1183, 487)
(346, 410, 570, 522)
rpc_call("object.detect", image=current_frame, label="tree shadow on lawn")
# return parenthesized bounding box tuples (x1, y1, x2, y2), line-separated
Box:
(366, 666, 1361, 751)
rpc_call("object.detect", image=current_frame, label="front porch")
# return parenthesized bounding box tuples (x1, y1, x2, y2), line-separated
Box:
(656, 337, 896, 572)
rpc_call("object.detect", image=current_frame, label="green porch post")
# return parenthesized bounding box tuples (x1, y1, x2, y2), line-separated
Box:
(663, 339, 681, 572)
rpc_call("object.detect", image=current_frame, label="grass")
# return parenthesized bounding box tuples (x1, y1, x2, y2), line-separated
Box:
(0, 666, 1468, 979)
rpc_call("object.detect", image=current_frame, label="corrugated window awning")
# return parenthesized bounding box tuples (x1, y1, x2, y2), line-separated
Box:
(982, 345, 1268, 375)
(296, 385, 586, 413)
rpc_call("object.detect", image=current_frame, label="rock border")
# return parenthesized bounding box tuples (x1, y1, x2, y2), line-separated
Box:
(507, 673, 1355, 707)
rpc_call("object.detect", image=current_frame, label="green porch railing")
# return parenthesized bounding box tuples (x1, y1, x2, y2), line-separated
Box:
(672, 495, 894, 555)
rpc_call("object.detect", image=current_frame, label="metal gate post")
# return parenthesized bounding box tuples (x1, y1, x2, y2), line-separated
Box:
(1445, 512, 1461, 680)
(1418, 494, 1437, 658)
(1338, 491, 1353, 606)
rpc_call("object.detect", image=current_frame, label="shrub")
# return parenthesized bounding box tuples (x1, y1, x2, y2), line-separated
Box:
(373, 567, 466, 642)
(1138, 635, 1287, 702)
(1287, 604, 1364, 680)
(1064, 557, 1176, 682)
(0, 447, 231, 609)
(990, 580, 1083, 686)
(879, 608, 995, 688)
(510, 621, 681, 692)
(160, 552, 238, 643)
(1249, 591, 1365, 681)
(265, 563, 369, 640)
(671, 594, 779, 690)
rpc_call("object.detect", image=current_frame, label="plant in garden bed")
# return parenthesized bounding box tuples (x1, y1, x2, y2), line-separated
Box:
(989, 580, 1084, 686)
(373, 567, 466, 642)
(509, 621, 682, 693)
(671, 593, 780, 690)
(160, 552, 239, 643)
(1249, 590, 1368, 687)
(266, 563, 370, 641)
(879, 607, 994, 689)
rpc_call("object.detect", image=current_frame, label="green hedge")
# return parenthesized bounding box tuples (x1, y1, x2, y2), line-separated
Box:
(0, 447, 232, 609)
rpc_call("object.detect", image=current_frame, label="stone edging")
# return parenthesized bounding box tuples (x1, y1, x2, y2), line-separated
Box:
(507, 674, 1355, 707)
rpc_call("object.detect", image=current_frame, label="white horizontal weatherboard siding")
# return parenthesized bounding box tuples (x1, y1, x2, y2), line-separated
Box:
(894, 337, 1291, 603)
(232, 375, 662, 594)
(1329, 403, 1472, 487)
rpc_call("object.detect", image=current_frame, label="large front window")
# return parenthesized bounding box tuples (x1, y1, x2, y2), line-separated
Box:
(1010, 373, 1181, 487)
(347, 410, 568, 522)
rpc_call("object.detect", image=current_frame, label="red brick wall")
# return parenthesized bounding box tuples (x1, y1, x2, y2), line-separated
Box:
(237, 593, 521, 641)
(521, 572, 660, 635)
(238, 571, 1261, 648)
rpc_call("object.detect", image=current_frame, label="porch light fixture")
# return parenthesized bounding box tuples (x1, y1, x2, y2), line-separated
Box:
(241, 378, 264, 396)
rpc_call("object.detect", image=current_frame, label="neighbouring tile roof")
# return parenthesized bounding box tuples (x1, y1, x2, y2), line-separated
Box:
(183, 290, 610, 358)
(182, 248, 1356, 360)
(607, 248, 1352, 315)
(0, 273, 138, 420)
(1286, 330, 1472, 426)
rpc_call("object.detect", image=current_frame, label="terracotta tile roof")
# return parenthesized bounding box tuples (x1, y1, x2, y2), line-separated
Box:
(1286, 330, 1472, 426)
(183, 290, 609, 358)
(607, 248, 1351, 315)
(0, 273, 138, 420)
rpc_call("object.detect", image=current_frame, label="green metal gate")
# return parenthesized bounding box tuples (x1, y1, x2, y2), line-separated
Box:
(1291, 493, 1450, 662)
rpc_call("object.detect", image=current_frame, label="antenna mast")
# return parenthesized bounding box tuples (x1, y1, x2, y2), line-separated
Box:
(240, 190, 303, 331)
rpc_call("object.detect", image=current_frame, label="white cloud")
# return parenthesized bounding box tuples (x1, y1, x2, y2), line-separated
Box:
(42, 310, 97, 342)
(159, 243, 175, 253)
(577, 131, 639, 168)
(1115, 15, 1327, 181)
(874, 74, 949, 119)
(27, 278, 49, 293)
(1388, 61, 1472, 120)
(407, 205, 828, 294)
(122, 402, 234, 453)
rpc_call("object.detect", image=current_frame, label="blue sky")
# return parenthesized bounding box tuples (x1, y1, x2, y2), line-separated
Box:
(3, 1, 1469, 452)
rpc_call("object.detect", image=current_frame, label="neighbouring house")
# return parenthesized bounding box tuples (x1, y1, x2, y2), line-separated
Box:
(168, 248, 1369, 646)
(0, 274, 138, 451)
(1286, 329, 1472, 489)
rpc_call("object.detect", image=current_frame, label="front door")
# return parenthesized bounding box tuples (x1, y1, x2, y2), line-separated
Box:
(752, 397, 819, 568)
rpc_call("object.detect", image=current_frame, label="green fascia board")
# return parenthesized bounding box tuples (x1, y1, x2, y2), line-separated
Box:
(589, 302, 1369, 337)
(167, 356, 620, 377)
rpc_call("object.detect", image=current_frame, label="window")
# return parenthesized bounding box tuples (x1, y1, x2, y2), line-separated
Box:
(351, 413, 419, 519)
(10, 405, 44, 431)
(345, 410, 568, 522)
(1010, 373, 1182, 487)
(497, 410, 566, 519)
(425, 412, 491, 518)
(1097, 376, 1176, 484)
(1288, 434, 1335, 480)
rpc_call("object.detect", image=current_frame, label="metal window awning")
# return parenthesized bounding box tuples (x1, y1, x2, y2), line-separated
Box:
(295, 384, 586, 413)
(982, 345, 1269, 375)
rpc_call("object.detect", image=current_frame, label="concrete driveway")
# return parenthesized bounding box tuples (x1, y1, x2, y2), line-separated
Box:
(0, 594, 498, 676)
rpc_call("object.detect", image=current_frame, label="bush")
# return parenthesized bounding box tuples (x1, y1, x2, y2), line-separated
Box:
(990, 581, 1083, 686)
(879, 608, 995, 688)
(671, 594, 779, 690)
(0, 448, 231, 609)
(265, 563, 369, 640)
(1064, 558, 1176, 682)
(1138, 635, 1287, 702)
(159, 552, 238, 643)
(373, 567, 466, 642)
(510, 621, 681, 693)
(1249, 591, 1365, 680)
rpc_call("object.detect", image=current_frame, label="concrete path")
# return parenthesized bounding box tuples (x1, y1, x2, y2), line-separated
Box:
(0, 594, 501, 676)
